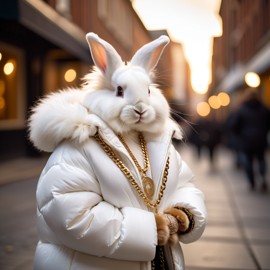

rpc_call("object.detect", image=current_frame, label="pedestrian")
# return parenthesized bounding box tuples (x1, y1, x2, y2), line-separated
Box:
(228, 89, 270, 191)
(29, 33, 207, 270)
(224, 110, 242, 169)
(189, 113, 222, 169)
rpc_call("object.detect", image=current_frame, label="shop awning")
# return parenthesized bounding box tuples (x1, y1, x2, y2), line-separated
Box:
(216, 39, 270, 93)
(0, 0, 91, 63)
(216, 64, 245, 93)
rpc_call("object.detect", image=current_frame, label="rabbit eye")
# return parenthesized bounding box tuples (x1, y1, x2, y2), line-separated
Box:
(148, 88, 151, 95)
(116, 86, 124, 97)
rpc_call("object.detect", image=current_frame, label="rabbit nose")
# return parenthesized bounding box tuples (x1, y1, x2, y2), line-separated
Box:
(134, 103, 146, 115)
(134, 109, 145, 116)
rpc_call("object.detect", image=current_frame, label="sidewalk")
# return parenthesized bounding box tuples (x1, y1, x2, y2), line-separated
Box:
(0, 156, 48, 186)
(178, 144, 270, 270)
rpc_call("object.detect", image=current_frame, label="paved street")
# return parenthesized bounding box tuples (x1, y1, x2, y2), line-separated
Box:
(0, 145, 269, 270)
(0, 178, 38, 270)
(0, 157, 47, 270)
(180, 144, 270, 270)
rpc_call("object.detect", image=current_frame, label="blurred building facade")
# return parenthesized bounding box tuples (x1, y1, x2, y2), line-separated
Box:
(0, 0, 187, 161)
(211, 0, 270, 109)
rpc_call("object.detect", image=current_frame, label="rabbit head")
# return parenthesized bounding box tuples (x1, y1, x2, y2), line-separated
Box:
(83, 33, 171, 135)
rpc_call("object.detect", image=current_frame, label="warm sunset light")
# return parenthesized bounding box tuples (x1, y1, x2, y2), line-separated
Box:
(132, 0, 222, 94)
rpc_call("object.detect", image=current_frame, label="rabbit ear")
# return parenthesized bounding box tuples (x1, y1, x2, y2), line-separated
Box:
(86, 33, 123, 75)
(131, 35, 170, 72)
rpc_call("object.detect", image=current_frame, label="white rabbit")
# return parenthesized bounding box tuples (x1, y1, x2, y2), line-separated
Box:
(29, 33, 206, 270)
(83, 33, 174, 136)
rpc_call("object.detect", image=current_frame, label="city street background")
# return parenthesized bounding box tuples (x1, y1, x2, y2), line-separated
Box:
(1, 0, 270, 269)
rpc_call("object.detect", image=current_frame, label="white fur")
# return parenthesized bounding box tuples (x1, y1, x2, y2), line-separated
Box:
(28, 89, 97, 152)
(29, 33, 182, 152)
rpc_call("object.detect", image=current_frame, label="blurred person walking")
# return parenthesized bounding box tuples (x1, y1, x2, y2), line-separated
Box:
(189, 113, 222, 169)
(228, 89, 270, 191)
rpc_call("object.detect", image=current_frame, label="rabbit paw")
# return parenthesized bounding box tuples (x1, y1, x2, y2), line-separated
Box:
(155, 214, 170, 246)
(164, 208, 190, 233)
(168, 233, 179, 246)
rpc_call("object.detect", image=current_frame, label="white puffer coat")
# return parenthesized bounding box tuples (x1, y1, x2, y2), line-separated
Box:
(29, 90, 207, 270)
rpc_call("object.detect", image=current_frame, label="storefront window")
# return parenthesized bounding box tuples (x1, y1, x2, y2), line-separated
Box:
(0, 43, 25, 129)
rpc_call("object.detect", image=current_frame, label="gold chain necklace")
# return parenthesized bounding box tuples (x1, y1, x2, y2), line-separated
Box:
(118, 133, 155, 200)
(118, 133, 148, 174)
(94, 132, 170, 212)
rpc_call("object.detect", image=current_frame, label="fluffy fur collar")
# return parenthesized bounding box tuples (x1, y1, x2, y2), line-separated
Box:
(29, 89, 183, 152)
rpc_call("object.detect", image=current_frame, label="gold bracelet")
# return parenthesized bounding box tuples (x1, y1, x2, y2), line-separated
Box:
(177, 207, 195, 234)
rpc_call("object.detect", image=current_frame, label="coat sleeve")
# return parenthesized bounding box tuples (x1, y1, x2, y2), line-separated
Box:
(37, 143, 156, 261)
(168, 148, 207, 244)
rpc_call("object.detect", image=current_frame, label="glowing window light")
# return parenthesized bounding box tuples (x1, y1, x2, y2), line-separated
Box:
(218, 92, 230, 106)
(208, 95, 221, 109)
(245, 72, 260, 88)
(4, 61, 15, 75)
(0, 53, 2, 61)
(0, 97, 5, 110)
(64, 69, 77, 82)
(196, 101, 210, 117)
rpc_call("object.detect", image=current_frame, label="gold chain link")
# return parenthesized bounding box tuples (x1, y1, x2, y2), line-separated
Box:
(94, 132, 170, 211)
(118, 133, 148, 175)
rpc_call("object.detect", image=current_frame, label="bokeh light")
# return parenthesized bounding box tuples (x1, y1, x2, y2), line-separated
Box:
(208, 95, 221, 109)
(3, 60, 15, 75)
(245, 72, 260, 88)
(64, 69, 77, 82)
(218, 92, 230, 106)
(197, 101, 210, 117)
